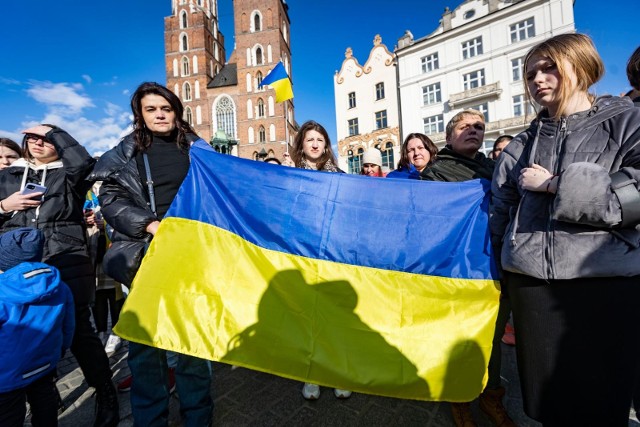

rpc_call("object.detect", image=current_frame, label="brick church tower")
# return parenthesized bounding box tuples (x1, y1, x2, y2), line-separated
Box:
(165, 0, 226, 141)
(164, 0, 296, 160)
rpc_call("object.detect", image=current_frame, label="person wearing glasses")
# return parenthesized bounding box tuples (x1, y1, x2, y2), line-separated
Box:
(0, 125, 120, 427)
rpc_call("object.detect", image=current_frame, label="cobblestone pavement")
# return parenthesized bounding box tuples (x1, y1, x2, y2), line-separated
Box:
(36, 341, 640, 426)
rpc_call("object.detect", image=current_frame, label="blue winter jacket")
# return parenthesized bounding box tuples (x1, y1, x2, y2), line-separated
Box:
(386, 164, 422, 180)
(0, 262, 75, 392)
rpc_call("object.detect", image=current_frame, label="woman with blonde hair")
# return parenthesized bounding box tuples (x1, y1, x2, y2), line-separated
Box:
(491, 33, 640, 425)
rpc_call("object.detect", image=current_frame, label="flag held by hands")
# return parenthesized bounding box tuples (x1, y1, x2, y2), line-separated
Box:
(114, 141, 501, 402)
(260, 61, 293, 102)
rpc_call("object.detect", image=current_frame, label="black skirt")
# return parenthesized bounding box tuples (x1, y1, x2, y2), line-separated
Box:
(506, 272, 640, 426)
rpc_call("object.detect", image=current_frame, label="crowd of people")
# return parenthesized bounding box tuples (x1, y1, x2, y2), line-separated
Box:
(1, 34, 640, 427)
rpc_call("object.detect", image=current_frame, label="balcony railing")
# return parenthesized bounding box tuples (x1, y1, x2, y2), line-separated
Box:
(448, 82, 502, 108)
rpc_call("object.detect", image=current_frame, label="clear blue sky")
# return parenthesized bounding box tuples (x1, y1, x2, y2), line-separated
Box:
(0, 0, 637, 155)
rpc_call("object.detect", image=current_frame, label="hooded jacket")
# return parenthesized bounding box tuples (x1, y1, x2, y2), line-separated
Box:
(491, 96, 640, 279)
(0, 127, 96, 304)
(0, 262, 75, 392)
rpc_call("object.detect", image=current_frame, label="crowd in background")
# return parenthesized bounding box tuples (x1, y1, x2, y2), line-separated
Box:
(1, 35, 640, 427)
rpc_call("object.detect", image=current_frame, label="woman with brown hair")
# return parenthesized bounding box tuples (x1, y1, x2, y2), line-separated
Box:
(491, 33, 640, 425)
(0, 138, 21, 169)
(386, 133, 437, 179)
(286, 120, 352, 400)
(90, 82, 213, 426)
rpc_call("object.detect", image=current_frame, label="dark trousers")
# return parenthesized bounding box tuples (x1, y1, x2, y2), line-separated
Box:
(486, 294, 511, 390)
(507, 272, 640, 426)
(0, 371, 58, 427)
(128, 342, 213, 427)
(92, 289, 121, 333)
(70, 305, 113, 388)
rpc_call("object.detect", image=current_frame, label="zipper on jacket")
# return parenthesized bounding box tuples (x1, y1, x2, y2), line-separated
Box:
(545, 117, 567, 279)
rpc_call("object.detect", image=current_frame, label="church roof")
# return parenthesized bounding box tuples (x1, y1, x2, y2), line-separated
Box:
(207, 63, 238, 88)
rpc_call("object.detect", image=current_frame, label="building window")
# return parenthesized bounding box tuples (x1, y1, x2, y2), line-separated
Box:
(463, 69, 486, 90)
(422, 82, 442, 105)
(254, 13, 261, 32)
(258, 126, 266, 143)
(375, 82, 385, 100)
(348, 92, 356, 109)
(183, 82, 192, 101)
(180, 11, 188, 29)
(256, 71, 263, 89)
(256, 47, 263, 65)
(461, 36, 483, 60)
(215, 96, 236, 139)
(185, 107, 193, 125)
(511, 57, 524, 82)
(348, 148, 364, 174)
(510, 18, 535, 43)
(468, 102, 489, 122)
(181, 34, 188, 51)
(181, 57, 190, 76)
(423, 114, 444, 135)
(348, 118, 359, 136)
(512, 95, 534, 117)
(375, 110, 388, 129)
(257, 98, 265, 117)
(421, 53, 439, 73)
(381, 141, 395, 169)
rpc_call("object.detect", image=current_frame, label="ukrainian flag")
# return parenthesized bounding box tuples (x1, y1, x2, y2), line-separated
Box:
(259, 61, 293, 102)
(114, 141, 500, 402)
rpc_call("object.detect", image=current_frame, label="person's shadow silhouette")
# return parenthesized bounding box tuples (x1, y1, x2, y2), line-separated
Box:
(441, 339, 487, 402)
(221, 269, 430, 399)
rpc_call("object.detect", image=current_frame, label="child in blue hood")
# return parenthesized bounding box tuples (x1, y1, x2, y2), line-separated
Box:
(0, 227, 75, 426)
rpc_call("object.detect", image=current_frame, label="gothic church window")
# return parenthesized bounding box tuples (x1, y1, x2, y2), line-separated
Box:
(181, 34, 188, 51)
(251, 11, 262, 32)
(257, 98, 265, 117)
(183, 82, 192, 101)
(185, 107, 193, 125)
(215, 96, 236, 139)
(182, 57, 190, 76)
(259, 126, 266, 143)
(180, 11, 188, 29)
(256, 47, 263, 65)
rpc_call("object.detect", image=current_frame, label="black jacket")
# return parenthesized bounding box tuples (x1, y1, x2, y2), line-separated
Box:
(0, 127, 96, 305)
(421, 146, 495, 182)
(88, 132, 199, 244)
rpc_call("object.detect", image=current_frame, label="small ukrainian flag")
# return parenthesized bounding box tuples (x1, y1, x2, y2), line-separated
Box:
(260, 61, 293, 103)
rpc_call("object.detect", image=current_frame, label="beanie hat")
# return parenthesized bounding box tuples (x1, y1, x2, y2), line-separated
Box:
(0, 228, 45, 271)
(362, 148, 383, 167)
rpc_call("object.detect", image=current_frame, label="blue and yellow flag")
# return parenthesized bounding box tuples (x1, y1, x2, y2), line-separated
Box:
(114, 141, 500, 402)
(259, 61, 293, 102)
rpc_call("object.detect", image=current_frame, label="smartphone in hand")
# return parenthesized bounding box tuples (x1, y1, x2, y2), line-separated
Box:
(20, 183, 48, 196)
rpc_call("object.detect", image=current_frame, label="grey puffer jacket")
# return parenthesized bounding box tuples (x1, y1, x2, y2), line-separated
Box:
(491, 96, 640, 279)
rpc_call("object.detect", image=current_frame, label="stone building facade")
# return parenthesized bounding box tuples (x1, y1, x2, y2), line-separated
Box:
(334, 36, 400, 173)
(395, 0, 575, 153)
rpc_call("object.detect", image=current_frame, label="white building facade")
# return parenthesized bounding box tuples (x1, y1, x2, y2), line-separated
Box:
(396, 0, 575, 153)
(334, 35, 400, 173)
